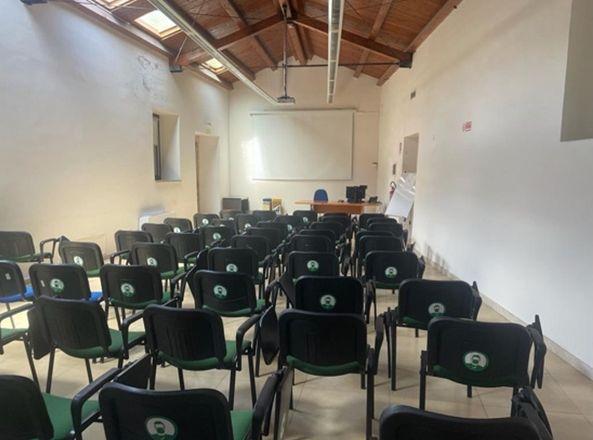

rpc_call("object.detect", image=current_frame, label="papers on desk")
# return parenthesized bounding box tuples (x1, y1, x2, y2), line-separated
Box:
(385, 173, 416, 218)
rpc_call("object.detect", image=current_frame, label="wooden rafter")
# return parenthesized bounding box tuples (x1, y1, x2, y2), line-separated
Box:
(377, 0, 463, 85)
(294, 14, 412, 63)
(294, 0, 312, 59)
(275, 0, 307, 65)
(354, 0, 394, 78)
(218, 0, 277, 70)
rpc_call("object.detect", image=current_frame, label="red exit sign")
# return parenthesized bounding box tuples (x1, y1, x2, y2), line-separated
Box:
(462, 121, 472, 132)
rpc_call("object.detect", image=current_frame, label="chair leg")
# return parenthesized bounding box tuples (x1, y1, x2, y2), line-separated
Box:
(248, 351, 257, 406)
(255, 335, 262, 377)
(84, 358, 93, 383)
(467, 385, 473, 398)
(46, 349, 55, 393)
(6, 303, 15, 328)
(23, 337, 39, 387)
(366, 370, 374, 440)
(149, 355, 158, 390)
(360, 372, 366, 390)
(419, 351, 427, 410)
(415, 328, 419, 338)
(391, 325, 398, 391)
(117, 355, 124, 369)
(385, 322, 391, 379)
(228, 368, 237, 410)
(178, 368, 185, 390)
(511, 386, 519, 416)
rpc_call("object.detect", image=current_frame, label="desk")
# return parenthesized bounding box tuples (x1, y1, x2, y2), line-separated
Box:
(294, 200, 381, 215)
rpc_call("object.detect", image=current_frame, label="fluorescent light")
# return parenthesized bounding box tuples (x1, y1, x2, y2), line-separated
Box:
(135, 10, 180, 38)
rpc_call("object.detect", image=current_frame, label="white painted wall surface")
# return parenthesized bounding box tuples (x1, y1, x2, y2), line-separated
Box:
(0, 2, 229, 253)
(377, 0, 593, 371)
(229, 56, 380, 212)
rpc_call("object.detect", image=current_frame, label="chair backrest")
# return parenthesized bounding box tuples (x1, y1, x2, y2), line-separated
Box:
(257, 221, 290, 241)
(59, 241, 104, 273)
(231, 235, 271, 263)
(220, 210, 242, 221)
(143, 305, 226, 364)
(278, 310, 367, 372)
(365, 251, 419, 285)
(37, 296, 111, 353)
(164, 217, 193, 233)
(114, 354, 153, 389)
(193, 213, 220, 228)
(246, 227, 283, 250)
(368, 221, 403, 237)
(114, 230, 152, 253)
(29, 263, 93, 300)
(288, 235, 333, 253)
(100, 383, 234, 440)
(0, 260, 27, 300)
(100, 264, 164, 307)
(321, 214, 351, 230)
(198, 226, 232, 248)
(427, 317, 533, 388)
(252, 210, 277, 222)
(235, 214, 259, 233)
(358, 236, 404, 263)
(367, 217, 399, 227)
(294, 276, 363, 314)
(212, 219, 238, 234)
(379, 405, 542, 440)
(310, 221, 345, 240)
(165, 232, 202, 260)
(274, 215, 305, 233)
(397, 279, 480, 329)
(0, 375, 53, 440)
(286, 251, 339, 280)
(0, 231, 36, 260)
(299, 228, 337, 243)
(141, 223, 173, 243)
(313, 189, 329, 202)
(358, 213, 385, 229)
(189, 270, 258, 316)
(292, 210, 317, 225)
(130, 243, 178, 275)
(207, 248, 259, 277)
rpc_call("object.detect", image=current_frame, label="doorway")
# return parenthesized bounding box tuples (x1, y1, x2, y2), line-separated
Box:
(195, 134, 220, 213)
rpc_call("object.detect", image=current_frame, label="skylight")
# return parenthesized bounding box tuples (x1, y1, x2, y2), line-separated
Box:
(202, 58, 227, 74)
(135, 10, 180, 38)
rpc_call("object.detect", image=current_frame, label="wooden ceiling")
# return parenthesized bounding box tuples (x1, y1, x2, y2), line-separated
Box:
(105, 0, 462, 86)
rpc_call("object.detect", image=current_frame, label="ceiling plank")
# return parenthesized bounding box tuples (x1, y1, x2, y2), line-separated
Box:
(377, 0, 463, 85)
(218, 0, 278, 70)
(294, 14, 412, 63)
(354, 0, 394, 78)
(294, 0, 312, 59)
(214, 14, 283, 51)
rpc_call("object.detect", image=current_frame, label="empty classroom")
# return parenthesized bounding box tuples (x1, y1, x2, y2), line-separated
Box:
(1, 0, 593, 439)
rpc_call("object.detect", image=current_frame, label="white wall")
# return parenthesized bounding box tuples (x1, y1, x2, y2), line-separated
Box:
(377, 0, 593, 372)
(0, 1, 230, 253)
(229, 56, 380, 212)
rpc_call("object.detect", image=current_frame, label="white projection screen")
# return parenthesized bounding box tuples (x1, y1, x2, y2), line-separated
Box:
(249, 109, 354, 180)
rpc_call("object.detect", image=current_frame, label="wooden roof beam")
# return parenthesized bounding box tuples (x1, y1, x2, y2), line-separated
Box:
(276, 0, 307, 65)
(354, 0, 393, 78)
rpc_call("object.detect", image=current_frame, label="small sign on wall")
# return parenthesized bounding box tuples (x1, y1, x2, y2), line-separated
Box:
(462, 121, 473, 132)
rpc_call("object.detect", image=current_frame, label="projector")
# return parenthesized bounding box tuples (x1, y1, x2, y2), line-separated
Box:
(169, 65, 184, 73)
(276, 95, 296, 105)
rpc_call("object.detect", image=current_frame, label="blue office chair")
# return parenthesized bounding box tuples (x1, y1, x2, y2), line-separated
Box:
(313, 189, 329, 202)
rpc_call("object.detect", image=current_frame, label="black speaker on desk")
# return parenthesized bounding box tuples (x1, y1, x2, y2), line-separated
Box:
(346, 186, 367, 203)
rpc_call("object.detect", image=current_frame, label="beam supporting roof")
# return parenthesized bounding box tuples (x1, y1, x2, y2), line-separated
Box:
(276, 0, 307, 65)
(293, 14, 412, 64)
(354, 0, 393, 78)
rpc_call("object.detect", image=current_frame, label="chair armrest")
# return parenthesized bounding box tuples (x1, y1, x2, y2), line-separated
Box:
(183, 250, 202, 271)
(265, 280, 282, 305)
(527, 315, 547, 388)
(471, 281, 482, 320)
(170, 271, 187, 302)
(120, 310, 145, 358)
(39, 237, 62, 261)
(252, 371, 282, 438)
(109, 250, 129, 264)
(0, 303, 34, 323)
(235, 314, 261, 370)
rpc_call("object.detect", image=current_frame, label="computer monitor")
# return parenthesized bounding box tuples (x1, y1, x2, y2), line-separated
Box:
(346, 185, 367, 203)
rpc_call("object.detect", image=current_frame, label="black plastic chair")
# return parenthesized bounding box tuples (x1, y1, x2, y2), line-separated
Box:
(164, 217, 193, 233)
(358, 213, 385, 229)
(420, 316, 547, 412)
(59, 240, 104, 278)
(143, 305, 257, 408)
(164, 231, 203, 271)
(286, 234, 333, 253)
(129, 242, 184, 284)
(293, 210, 317, 225)
(382, 279, 482, 390)
(257, 221, 290, 243)
(363, 251, 421, 322)
(357, 236, 405, 278)
(347, 230, 394, 275)
(111, 230, 152, 264)
(231, 235, 274, 284)
(299, 227, 337, 244)
(278, 310, 383, 440)
(100, 368, 282, 440)
(0, 300, 38, 385)
(208, 248, 265, 297)
(199, 225, 233, 248)
(194, 213, 220, 228)
(29, 263, 103, 302)
(274, 215, 305, 234)
(252, 210, 277, 222)
(141, 223, 173, 243)
(311, 221, 346, 242)
(368, 221, 404, 237)
(36, 296, 145, 392)
(294, 276, 364, 314)
(0, 231, 59, 264)
(213, 218, 239, 234)
(236, 213, 260, 233)
(221, 210, 243, 221)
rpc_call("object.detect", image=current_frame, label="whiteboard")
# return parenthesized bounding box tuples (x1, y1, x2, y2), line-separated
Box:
(249, 110, 354, 180)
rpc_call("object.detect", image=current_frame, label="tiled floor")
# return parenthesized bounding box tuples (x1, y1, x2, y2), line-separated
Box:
(1, 265, 593, 439)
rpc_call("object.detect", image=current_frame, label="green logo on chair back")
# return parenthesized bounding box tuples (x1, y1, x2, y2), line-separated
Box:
(73, 255, 84, 266)
(303, 217, 309, 224)
(173, 227, 181, 233)
(212, 232, 222, 241)
(228, 217, 235, 221)
(50, 278, 65, 294)
(384, 266, 398, 279)
(287, 224, 293, 232)
(244, 223, 252, 229)
(147, 257, 158, 267)
(320, 294, 337, 310)
(202, 218, 209, 225)
(463, 351, 489, 372)
(120, 283, 135, 298)
(428, 302, 446, 317)
(213, 284, 227, 299)
(145, 416, 178, 440)
(306, 260, 319, 272)
(226, 263, 238, 273)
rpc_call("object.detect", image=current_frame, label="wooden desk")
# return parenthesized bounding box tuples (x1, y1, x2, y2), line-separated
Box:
(294, 200, 381, 215)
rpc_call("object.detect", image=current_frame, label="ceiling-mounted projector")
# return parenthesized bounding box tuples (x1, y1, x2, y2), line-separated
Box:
(276, 95, 296, 105)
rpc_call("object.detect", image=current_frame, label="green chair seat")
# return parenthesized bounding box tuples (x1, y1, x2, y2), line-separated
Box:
(42, 393, 99, 440)
(432, 365, 518, 388)
(401, 316, 427, 329)
(161, 268, 185, 280)
(160, 340, 251, 371)
(0, 326, 27, 343)
(86, 268, 101, 278)
(204, 299, 266, 318)
(374, 281, 399, 290)
(231, 410, 253, 440)
(13, 253, 43, 263)
(62, 329, 145, 359)
(286, 355, 361, 376)
(110, 290, 172, 309)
